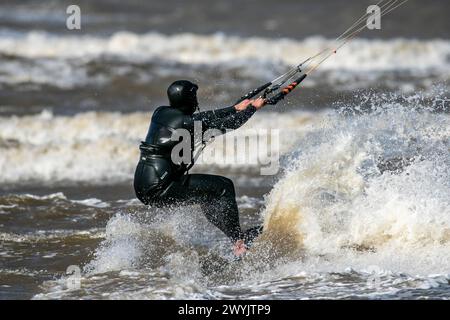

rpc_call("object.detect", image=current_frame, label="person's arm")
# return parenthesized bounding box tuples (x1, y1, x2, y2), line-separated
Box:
(192, 106, 237, 131)
(194, 105, 237, 120)
(193, 98, 265, 132)
(210, 105, 257, 131)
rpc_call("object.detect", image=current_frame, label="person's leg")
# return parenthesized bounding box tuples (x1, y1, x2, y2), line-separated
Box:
(191, 174, 242, 242)
(160, 174, 242, 241)
(157, 174, 263, 256)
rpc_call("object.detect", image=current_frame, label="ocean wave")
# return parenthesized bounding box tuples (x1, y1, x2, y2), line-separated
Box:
(259, 98, 450, 276)
(0, 228, 105, 243)
(0, 31, 449, 89)
(76, 94, 450, 286)
(33, 266, 450, 299)
(2, 31, 449, 71)
(0, 192, 109, 208)
(0, 109, 319, 185)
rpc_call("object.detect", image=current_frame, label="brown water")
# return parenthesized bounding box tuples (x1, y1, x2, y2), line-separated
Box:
(1, 0, 450, 300)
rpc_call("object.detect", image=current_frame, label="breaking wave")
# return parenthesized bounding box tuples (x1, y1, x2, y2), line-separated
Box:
(0, 31, 449, 89)
(0, 109, 319, 185)
(29, 93, 450, 299)
(85, 93, 450, 283)
(260, 96, 450, 276)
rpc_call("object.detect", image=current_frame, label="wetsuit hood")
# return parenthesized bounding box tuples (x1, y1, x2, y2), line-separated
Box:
(167, 80, 199, 115)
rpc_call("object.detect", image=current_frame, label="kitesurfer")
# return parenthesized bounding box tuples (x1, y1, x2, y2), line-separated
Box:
(134, 80, 265, 256)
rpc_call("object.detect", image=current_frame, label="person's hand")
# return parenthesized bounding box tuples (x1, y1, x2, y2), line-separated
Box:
(251, 97, 266, 110)
(234, 99, 252, 111)
(234, 97, 266, 111)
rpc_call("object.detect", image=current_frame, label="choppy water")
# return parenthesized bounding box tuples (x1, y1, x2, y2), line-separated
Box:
(2, 96, 450, 299)
(1, 0, 450, 300)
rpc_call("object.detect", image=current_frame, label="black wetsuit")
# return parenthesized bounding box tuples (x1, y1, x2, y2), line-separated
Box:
(134, 105, 261, 242)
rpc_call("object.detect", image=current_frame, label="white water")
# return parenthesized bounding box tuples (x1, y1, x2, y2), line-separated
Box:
(26, 94, 450, 299)
(81, 96, 450, 290)
(261, 99, 450, 276)
(0, 31, 449, 88)
(2, 31, 449, 71)
(0, 109, 319, 185)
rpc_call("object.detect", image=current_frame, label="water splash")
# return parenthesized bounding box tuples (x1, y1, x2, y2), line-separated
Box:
(260, 92, 450, 275)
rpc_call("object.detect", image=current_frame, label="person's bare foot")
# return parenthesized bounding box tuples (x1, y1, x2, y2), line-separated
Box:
(233, 239, 247, 257)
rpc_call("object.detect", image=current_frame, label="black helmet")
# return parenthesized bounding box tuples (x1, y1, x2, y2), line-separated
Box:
(167, 80, 199, 115)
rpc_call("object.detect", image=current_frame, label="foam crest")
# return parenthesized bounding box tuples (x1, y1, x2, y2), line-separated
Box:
(0, 110, 319, 185)
(0, 31, 449, 88)
(1, 32, 449, 71)
(261, 99, 450, 275)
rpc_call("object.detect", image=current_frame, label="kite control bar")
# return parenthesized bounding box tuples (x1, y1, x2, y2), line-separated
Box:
(265, 74, 307, 105)
(235, 82, 272, 104)
(234, 68, 305, 107)
(234, 73, 307, 107)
